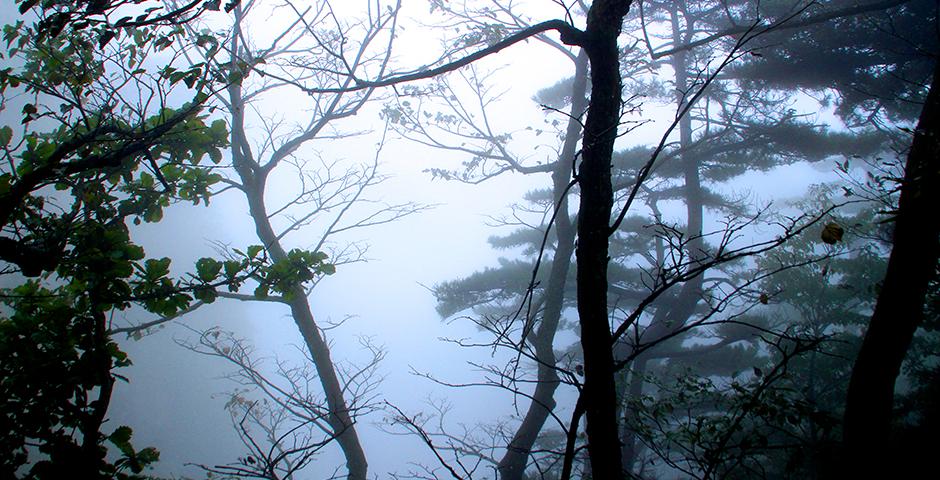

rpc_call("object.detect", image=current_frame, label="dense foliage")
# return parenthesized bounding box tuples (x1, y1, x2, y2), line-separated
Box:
(0, 1, 337, 477)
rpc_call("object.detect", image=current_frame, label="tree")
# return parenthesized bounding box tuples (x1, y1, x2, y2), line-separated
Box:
(385, 2, 640, 475)
(412, 1, 935, 478)
(842, 58, 940, 477)
(619, 189, 892, 478)
(114, 2, 424, 478)
(420, 4, 815, 479)
(698, 0, 938, 475)
(278, 2, 932, 476)
(609, 1, 905, 473)
(147, 0, 934, 476)
(0, 0, 231, 476)
(386, 2, 837, 478)
(7, 0, 932, 477)
(177, 1, 639, 474)
(381, 3, 591, 476)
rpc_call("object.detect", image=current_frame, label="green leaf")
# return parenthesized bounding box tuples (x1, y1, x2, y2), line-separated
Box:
(194, 287, 217, 303)
(246, 245, 263, 259)
(126, 245, 146, 261)
(208, 148, 222, 164)
(143, 207, 163, 223)
(195, 257, 221, 282)
(108, 426, 135, 456)
(223, 260, 242, 279)
(209, 118, 228, 139)
(144, 257, 172, 278)
(0, 125, 12, 146)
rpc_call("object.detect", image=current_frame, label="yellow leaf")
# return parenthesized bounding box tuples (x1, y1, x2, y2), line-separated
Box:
(821, 223, 844, 245)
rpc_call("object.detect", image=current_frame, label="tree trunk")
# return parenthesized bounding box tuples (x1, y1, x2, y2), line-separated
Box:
(619, 6, 704, 470)
(841, 58, 940, 476)
(497, 51, 587, 480)
(575, 1, 633, 477)
(239, 172, 369, 480)
(619, 356, 647, 470)
(228, 73, 368, 480)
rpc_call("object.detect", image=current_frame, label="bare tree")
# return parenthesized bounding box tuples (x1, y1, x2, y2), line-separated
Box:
(210, 3, 411, 478)
(183, 327, 386, 480)
(115, 1, 426, 478)
(380, 3, 591, 477)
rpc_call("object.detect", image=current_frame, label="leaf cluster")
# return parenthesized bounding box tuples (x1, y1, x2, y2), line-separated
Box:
(0, 3, 239, 476)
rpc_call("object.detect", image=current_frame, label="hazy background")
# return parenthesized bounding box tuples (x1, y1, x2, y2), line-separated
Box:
(105, 4, 578, 475)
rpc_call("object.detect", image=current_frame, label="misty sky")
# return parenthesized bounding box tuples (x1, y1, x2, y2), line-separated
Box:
(104, 4, 584, 476)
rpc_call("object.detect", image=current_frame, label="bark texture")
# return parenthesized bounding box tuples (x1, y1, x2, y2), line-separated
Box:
(842, 59, 940, 476)
(575, 1, 633, 477)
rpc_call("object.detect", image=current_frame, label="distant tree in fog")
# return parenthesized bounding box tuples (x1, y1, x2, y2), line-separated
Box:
(389, 0, 939, 479)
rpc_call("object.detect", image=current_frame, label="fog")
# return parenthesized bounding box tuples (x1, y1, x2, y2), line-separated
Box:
(107, 9, 574, 475)
(111, 135, 549, 477)
(2, 0, 938, 479)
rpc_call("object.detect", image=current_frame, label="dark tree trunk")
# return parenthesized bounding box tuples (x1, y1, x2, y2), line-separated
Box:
(497, 51, 587, 480)
(575, 1, 633, 477)
(842, 59, 940, 476)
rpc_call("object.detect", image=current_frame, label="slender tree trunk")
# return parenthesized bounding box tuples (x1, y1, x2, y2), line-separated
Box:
(670, 9, 705, 265)
(227, 36, 368, 477)
(619, 356, 647, 470)
(237, 170, 369, 480)
(619, 6, 704, 471)
(79, 305, 114, 475)
(497, 51, 587, 480)
(842, 59, 940, 477)
(575, 1, 633, 476)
